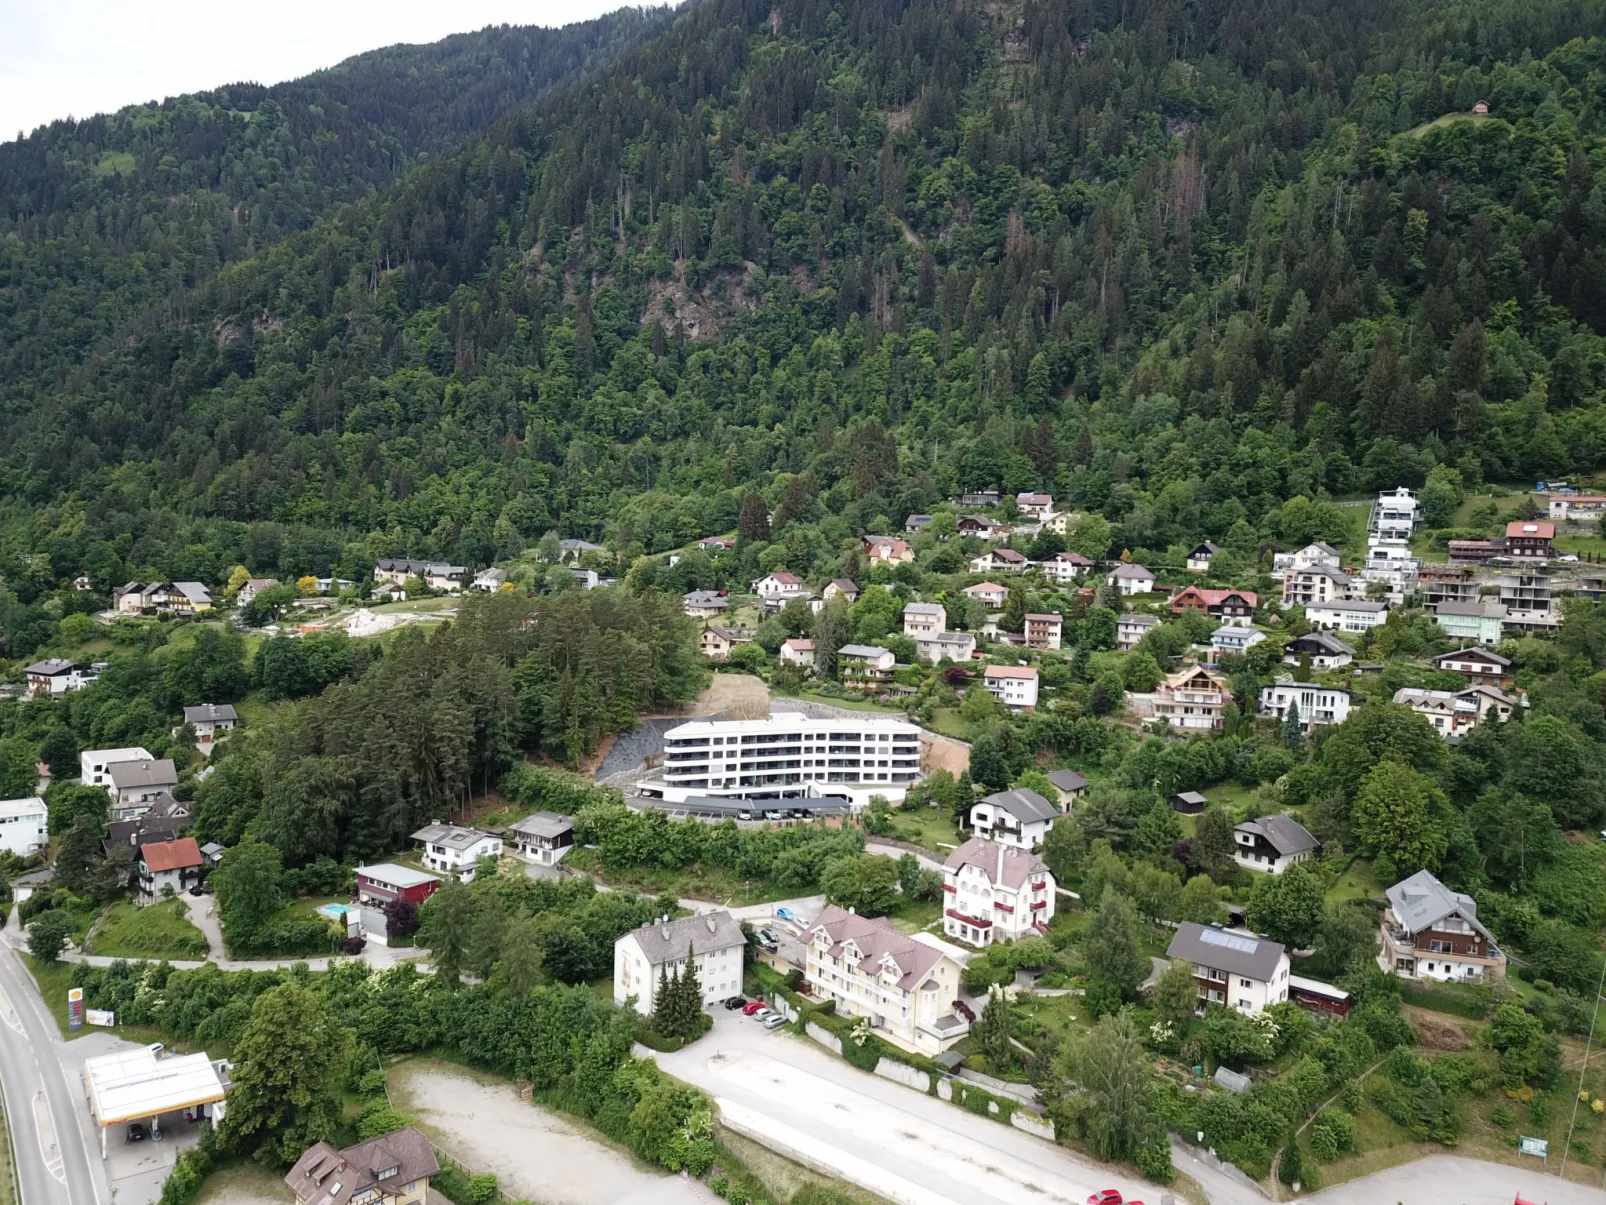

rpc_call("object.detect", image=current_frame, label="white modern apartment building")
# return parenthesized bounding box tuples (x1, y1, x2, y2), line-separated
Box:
(1258, 682, 1352, 729)
(645, 712, 923, 805)
(1361, 538, 1420, 596)
(81, 747, 156, 789)
(0, 799, 48, 857)
(1305, 599, 1389, 633)
(1370, 487, 1420, 542)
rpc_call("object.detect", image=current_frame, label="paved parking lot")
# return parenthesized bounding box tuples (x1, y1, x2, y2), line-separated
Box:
(652, 1010, 1153, 1205)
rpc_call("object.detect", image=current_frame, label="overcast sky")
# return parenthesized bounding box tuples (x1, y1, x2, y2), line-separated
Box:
(0, 0, 641, 142)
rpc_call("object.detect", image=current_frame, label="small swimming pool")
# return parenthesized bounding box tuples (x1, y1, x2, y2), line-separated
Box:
(317, 903, 351, 921)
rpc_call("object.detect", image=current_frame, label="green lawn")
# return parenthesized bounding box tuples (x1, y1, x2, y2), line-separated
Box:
(928, 709, 976, 741)
(1328, 859, 1386, 905)
(195, 1160, 293, 1204)
(88, 899, 209, 960)
(886, 896, 942, 934)
(883, 808, 963, 853)
(1401, 110, 1493, 139)
(564, 849, 798, 906)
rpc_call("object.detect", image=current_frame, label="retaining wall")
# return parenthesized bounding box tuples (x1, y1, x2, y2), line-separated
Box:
(1010, 1110, 1056, 1141)
(805, 1021, 842, 1054)
(874, 1058, 930, 1093)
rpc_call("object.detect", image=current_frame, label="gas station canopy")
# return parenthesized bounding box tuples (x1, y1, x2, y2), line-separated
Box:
(84, 1048, 226, 1128)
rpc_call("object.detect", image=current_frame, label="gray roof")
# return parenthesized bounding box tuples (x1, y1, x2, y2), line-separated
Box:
(903, 602, 945, 616)
(1190, 541, 1220, 556)
(1309, 599, 1388, 613)
(1286, 632, 1356, 656)
(683, 590, 728, 608)
(977, 788, 1058, 823)
(12, 868, 54, 886)
(182, 704, 238, 725)
(410, 824, 497, 852)
(1167, 922, 1288, 983)
(559, 538, 605, 552)
(1435, 599, 1508, 619)
(1109, 563, 1154, 579)
(355, 862, 441, 889)
(1045, 770, 1089, 794)
(626, 911, 746, 965)
(1235, 813, 1320, 857)
(1385, 869, 1497, 945)
(107, 759, 178, 790)
(1120, 613, 1160, 627)
(24, 658, 75, 675)
(507, 811, 573, 839)
(837, 644, 889, 658)
(171, 582, 211, 602)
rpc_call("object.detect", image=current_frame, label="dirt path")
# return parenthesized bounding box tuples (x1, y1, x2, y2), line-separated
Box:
(390, 1060, 721, 1205)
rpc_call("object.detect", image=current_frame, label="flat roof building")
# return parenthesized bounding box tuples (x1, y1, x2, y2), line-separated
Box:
(83, 1047, 228, 1153)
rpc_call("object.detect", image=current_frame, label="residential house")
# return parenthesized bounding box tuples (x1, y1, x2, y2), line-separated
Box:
(1170, 586, 1258, 624)
(0, 798, 47, 856)
(943, 836, 1055, 948)
(11, 868, 54, 905)
(1281, 564, 1355, 607)
(23, 659, 95, 699)
(355, 863, 441, 908)
(1448, 539, 1501, 564)
(914, 632, 976, 665)
(1107, 563, 1156, 595)
(961, 581, 1008, 607)
(1044, 770, 1089, 808)
(1505, 520, 1555, 559)
(614, 911, 746, 1014)
(1549, 495, 1606, 522)
(982, 664, 1038, 712)
(1128, 664, 1231, 731)
(1305, 599, 1389, 633)
(954, 490, 1002, 509)
(969, 547, 1029, 574)
(838, 644, 896, 686)
(409, 824, 502, 882)
(180, 704, 238, 753)
(1186, 541, 1220, 572)
(804, 905, 969, 1054)
(148, 582, 213, 614)
(902, 602, 947, 637)
(570, 567, 601, 590)
(683, 590, 729, 619)
(968, 789, 1058, 850)
(698, 536, 735, 551)
(1434, 647, 1514, 689)
(1116, 613, 1160, 651)
(905, 514, 934, 533)
(107, 759, 179, 820)
(1419, 563, 1480, 612)
(1258, 682, 1352, 730)
(1014, 492, 1055, 519)
(506, 812, 574, 865)
(779, 638, 816, 667)
(1393, 685, 1519, 737)
(699, 625, 742, 660)
(557, 539, 605, 561)
(235, 578, 280, 609)
(114, 582, 150, 614)
(1166, 922, 1291, 1015)
(822, 579, 860, 602)
(761, 589, 821, 615)
(471, 567, 508, 591)
(314, 577, 355, 596)
(81, 747, 155, 789)
(103, 813, 183, 860)
(285, 1126, 439, 1205)
(1281, 632, 1356, 670)
(864, 537, 915, 565)
(1361, 539, 1420, 596)
(373, 559, 465, 591)
(137, 838, 203, 904)
(750, 572, 803, 597)
(372, 581, 407, 603)
(71, 574, 91, 591)
(1371, 487, 1421, 542)
(1434, 599, 1508, 646)
(1273, 541, 1343, 574)
(1233, 813, 1321, 875)
(1039, 551, 1092, 583)
(1378, 869, 1505, 983)
(956, 514, 1008, 539)
(1211, 625, 1265, 658)
(1023, 613, 1063, 650)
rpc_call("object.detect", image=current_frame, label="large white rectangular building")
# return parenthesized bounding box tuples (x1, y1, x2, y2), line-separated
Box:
(81, 747, 155, 789)
(614, 911, 746, 1015)
(0, 799, 47, 856)
(647, 711, 923, 805)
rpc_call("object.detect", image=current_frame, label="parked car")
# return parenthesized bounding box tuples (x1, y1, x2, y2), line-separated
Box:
(1086, 1192, 1122, 1205)
(188, 884, 205, 896)
(743, 1000, 767, 1016)
(952, 999, 976, 1022)
(762, 1012, 787, 1029)
(125, 1123, 148, 1144)
(724, 996, 747, 1010)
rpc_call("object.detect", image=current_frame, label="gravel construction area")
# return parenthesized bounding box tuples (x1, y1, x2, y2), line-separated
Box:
(391, 1061, 722, 1205)
(596, 675, 772, 781)
(596, 717, 683, 780)
(692, 673, 769, 717)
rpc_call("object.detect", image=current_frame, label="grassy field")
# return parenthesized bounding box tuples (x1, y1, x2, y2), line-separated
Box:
(88, 900, 209, 960)
(565, 849, 799, 906)
(927, 708, 975, 741)
(882, 808, 963, 853)
(21, 955, 173, 1044)
(194, 1160, 293, 1204)
(1328, 858, 1387, 904)
(1401, 110, 1494, 139)
(885, 896, 943, 934)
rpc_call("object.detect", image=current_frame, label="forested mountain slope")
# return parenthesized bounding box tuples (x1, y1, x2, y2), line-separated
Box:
(0, 6, 678, 396)
(4, 0, 1606, 616)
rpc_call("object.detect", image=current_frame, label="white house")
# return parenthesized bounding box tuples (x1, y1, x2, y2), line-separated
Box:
(614, 911, 747, 1015)
(982, 664, 1038, 712)
(1107, 564, 1156, 595)
(1015, 492, 1054, 519)
(235, 578, 280, 609)
(968, 788, 1057, 850)
(505, 812, 573, 865)
(942, 836, 1054, 947)
(1210, 625, 1265, 657)
(1305, 599, 1389, 633)
(1272, 541, 1343, 573)
(903, 602, 947, 637)
(1044, 770, 1089, 808)
(779, 638, 816, 668)
(472, 567, 508, 591)
(914, 632, 976, 664)
(409, 824, 503, 883)
(838, 644, 897, 685)
(23, 659, 100, 699)
(1378, 869, 1505, 983)
(683, 590, 729, 619)
(1232, 813, 1320, 875)
(750, 572, 804, 597)
(1167, 922, 1291, 1015)
(0, 798, 48, 856)
(1023, 613, 1062, 650)
(804, 906, 969, 1054)
(1372, 487, 1420, 542)
(137, 838, 204, 905)
(107, 759, 179, 820)
(1186, 541, 1219, 572)
(969, 548, 1030, 574)
(1116, 613, 1160, 651)
(1281, 564, 1355, 606)
(1127, 664, 1230, 731)
(1039, 551, 1093, 583)
(1281, 632, 1355, 670)
(81, 747, 155, 790)
(180, 704, 238, 752)
(1393, 685, 1519, 737)
(1258, 682, 1352, 729)
(1362, 538, 1420, 596)
(961, 581, 1008, 607)
(373, 558, 465, 591)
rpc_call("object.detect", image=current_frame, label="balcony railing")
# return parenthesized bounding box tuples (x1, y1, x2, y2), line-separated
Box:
(946, 909, 992, 928)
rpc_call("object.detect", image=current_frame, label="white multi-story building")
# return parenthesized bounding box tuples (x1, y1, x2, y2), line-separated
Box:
(647, 712, 923, 805)
(942, 837, 1055, 946)
(1378, 870, 1505, 983)
(1370, 487, 1420, 542)
(1116, 613, 1159, 651)
(1305, 599, 1389, 633)
(1273, 541, 1343, 574)
(1107, 564, 1156, 595)
(1040, 551, 1092, 583)
(914, 632, 976, 665)
(1393, 685, 1519, 737)
(1167, 922, 1291, 1015)
(804, 906, 969, 1054)
(0, 799, 48, 856)
(967, 788, 1057, 850)
(903, 603, 947, 637)
(981, 664, 1038, 712)
(81, 747, 156, 789)
(1281, 564, 1354, 606)
(1127, 665, 1230, 731)
(1361, 538, 1420, 596)
(614, 911, 747, 1014)
(1258, 682, 1352, 729)
(409, 824, 503, 882)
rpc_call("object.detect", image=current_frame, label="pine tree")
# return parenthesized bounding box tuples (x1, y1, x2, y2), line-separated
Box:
(1282, 699, 1304, 750)
(653, 963, 676, 1029)
(676, 946, 703, 1037)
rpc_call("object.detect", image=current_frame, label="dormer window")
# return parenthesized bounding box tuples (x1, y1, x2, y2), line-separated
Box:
(379, 1166, 398, 1179)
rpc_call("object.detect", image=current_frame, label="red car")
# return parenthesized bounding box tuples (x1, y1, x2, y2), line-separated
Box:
(1087, 1193, 1122, 1205)
(743, 1000, 767, 1015)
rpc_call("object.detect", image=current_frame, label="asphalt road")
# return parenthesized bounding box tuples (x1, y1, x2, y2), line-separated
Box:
(0, 947, 110, 1205)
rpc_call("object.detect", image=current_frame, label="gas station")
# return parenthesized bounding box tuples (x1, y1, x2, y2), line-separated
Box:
(81, 1045, 229, 1157)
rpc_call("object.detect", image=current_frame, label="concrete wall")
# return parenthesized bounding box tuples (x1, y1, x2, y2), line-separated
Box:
(806, 1021, 842, 1054)
(957, 1067, 1040, 1108)
(920, 730, 971, 777)
(1010, 1110, 1056, 1141)
(936, 1077, 953, 1102)
(874, 1058, 930, 1094)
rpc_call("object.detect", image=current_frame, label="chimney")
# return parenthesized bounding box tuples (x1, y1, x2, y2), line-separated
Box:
(705, 916, 716, 933)
(661, 925, 671, 940)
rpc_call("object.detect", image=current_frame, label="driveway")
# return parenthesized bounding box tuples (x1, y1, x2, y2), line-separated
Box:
(1302, 1154, 1606, 1205)
(651, 1011, 1154, 1205)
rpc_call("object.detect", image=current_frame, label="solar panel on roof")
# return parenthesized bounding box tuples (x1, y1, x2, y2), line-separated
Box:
(1199, 929, 1259, 953)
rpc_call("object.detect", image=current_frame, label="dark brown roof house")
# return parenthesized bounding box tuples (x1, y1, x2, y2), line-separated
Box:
(285, 1126, 440, 1205)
